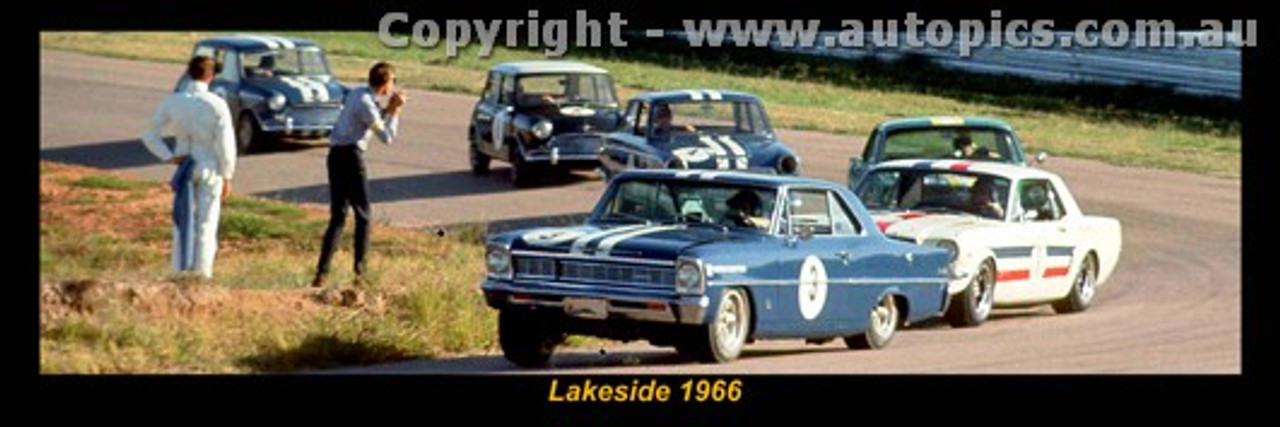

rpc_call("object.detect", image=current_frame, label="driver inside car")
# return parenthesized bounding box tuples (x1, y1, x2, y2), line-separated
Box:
(723, 189, 771, 230)
(652, 103, 696, 138)
(966, 176, 1005, 220)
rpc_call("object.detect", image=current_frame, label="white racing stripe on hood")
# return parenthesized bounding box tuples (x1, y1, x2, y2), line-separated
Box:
(698, 136, 731, 169)
(716, 135, 749, 169)
(704, 90, 723, 100)
(295, 76, 331, 102)
(593, 225, 685, 256)
(278, 77, 316, 103)
(682, 90, 704, 101)
(569, 224, 649, 254)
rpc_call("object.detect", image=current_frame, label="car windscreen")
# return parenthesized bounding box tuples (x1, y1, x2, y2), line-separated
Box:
(241, 48, 331, 78)
(651, 100, 771, 139)
(515, 74, 616, 107)
(594, 180, 777, 232)
(881, 127, 1015, 162)
(856, 169, 1011, 220)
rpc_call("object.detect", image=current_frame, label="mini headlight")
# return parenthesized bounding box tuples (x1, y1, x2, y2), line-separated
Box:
(485, 244, 512, 279)
(777, 155, 800, 175)
(532, 120, 554, 139)
(268, 93, 287, 111)
(936, 240, 959, 263)
(675, 258, 705, 295)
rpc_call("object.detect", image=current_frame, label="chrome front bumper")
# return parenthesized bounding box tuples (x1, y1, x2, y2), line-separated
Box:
(521, 134, 604, 165)
(482, 279, 709, 325)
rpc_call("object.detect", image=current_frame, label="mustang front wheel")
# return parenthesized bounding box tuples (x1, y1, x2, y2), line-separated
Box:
(845, 293, 899, 350)
(1052, 253, 1098, 314)
(679, 288, 750, 363)
(945, 260, 995, 327)
(498, 309, 564, 368)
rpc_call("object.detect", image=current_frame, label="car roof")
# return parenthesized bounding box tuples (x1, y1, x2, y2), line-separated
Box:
(876, 116, 1015, 133)
(614, 169, 838, 189)
(631, 89, 760, 104)
(490, 61, 609, 75)
(872, 159, 1061, 181)
(197, 34, 320, 51)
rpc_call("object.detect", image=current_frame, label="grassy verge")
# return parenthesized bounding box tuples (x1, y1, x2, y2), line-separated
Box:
(39, 161, 500, 373)
(40, 31, 1239, 178)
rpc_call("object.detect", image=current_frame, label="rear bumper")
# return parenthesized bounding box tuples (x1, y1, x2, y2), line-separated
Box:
(482, 279, 709, 325)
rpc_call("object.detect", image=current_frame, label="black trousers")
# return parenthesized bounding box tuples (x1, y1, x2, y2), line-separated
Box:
(316, 145, 370, 276)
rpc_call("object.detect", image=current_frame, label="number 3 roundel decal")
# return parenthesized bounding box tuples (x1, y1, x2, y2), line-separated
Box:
(798, 255, 828, 320)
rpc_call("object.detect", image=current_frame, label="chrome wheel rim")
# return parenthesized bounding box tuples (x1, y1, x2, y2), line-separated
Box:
(1077, 259, 1097, 303)
(716, 291, 746, 352)
(871, 296, 897, 338)
(974, 265, 994, 319)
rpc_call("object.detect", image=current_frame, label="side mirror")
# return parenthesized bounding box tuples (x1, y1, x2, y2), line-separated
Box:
(1035, 151, 1048, 165)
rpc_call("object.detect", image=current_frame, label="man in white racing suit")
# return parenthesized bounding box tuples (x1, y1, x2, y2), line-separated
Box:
(140, 56, 237, 279)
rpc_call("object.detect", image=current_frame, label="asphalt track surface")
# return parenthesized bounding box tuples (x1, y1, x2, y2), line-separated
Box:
(40, 50, 1240, 373)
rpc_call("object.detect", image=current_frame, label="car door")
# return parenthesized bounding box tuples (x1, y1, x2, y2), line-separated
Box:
(771, 187, 855, 337)
(473, 72, 508, 158)
(995, 178, 1062, 303)
(601, 100, 650, 176)
(210, 48, 242, 115)
(1018, 179, 1077, 297)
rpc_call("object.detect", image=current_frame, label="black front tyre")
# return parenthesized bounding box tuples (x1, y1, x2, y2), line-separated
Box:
(509, 144, 536, 188)
(235, 112, 270, 154)
(498, 309, 564, 368)
(945, 260, 995, 327)
(845, 294, 900, 350)
(469, 142, 491, 175)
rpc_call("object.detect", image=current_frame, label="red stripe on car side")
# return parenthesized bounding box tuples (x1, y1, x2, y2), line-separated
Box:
(997, 269, 1030, 282)
(1042, 266, 1071, 278)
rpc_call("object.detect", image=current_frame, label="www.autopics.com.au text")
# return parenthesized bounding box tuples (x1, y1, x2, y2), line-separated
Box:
(378, 10, 1257, 57)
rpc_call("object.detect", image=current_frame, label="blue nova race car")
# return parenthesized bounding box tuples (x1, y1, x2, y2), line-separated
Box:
(598, 90, 802, 180)
(481, 170, 950, 366)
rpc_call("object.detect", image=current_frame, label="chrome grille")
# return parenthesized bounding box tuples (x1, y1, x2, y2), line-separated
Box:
(513, 256, 675, 289)
(286, 106, 341, 126)
(515, 257, 556, 279)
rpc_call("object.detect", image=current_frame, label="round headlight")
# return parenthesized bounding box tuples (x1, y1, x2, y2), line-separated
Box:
(485, 245, 512, 279)
(268, 93, 287, 111)
(532, 120, 554, 140)
(675, 260, 704, 294)
(936, 240, 959, 263)
(777, 155, 800, 175)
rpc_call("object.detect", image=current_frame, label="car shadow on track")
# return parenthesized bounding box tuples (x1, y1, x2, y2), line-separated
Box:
(256, 167, 598, 205)
(318, 343, 852, 374)
(40, 137, 319, 170)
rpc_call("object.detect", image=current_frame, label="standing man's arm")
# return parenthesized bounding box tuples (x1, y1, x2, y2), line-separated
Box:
(362, 92, 403, 144)
(212, 99, 237, 198)
(140, 98, 182, 163)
